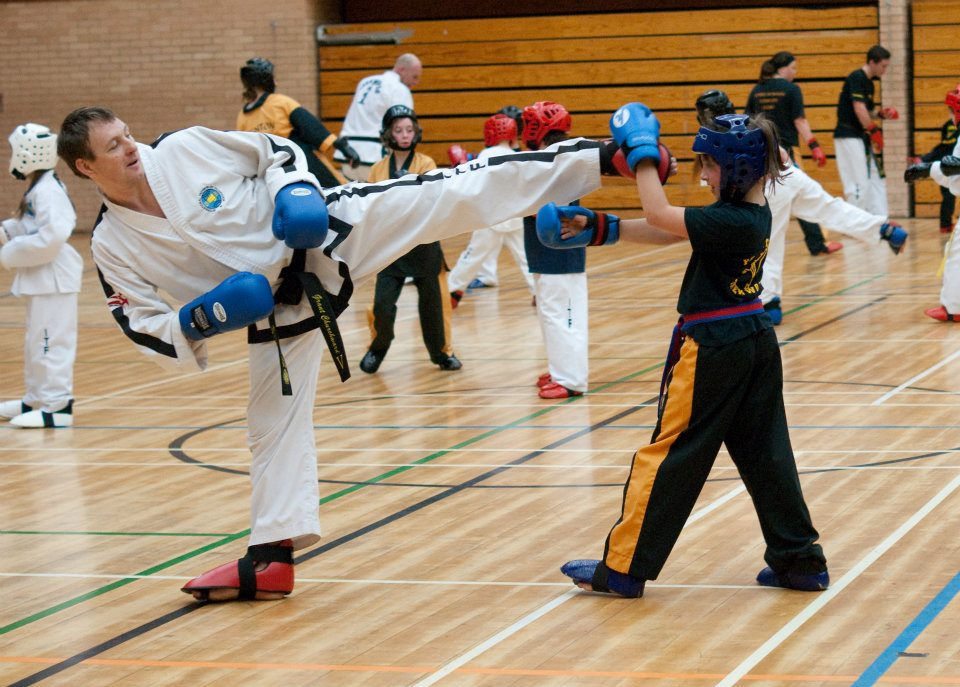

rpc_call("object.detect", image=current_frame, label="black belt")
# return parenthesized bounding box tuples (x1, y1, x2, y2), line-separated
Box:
(247, 249, 350, 395)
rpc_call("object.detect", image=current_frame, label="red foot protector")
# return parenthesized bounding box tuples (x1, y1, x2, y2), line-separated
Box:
(925, 306, 957, 322)
(182, 540, 294, 601)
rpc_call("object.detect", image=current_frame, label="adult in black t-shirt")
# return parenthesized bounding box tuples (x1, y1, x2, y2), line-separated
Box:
(833, 45, 896, 215)
(747, 51, 837, 255)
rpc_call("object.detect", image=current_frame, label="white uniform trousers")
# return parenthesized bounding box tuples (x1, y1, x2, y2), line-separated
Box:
(449, 227, 534, 293)
(762, 166, 886, 303)
(475, 251, 499, 287)
(940, 227, 960, 313)
(535, 272, 588, 392)
(246, 299, 324, 549)
(22, 292, 77, 413)
(834, 137, 888, 216)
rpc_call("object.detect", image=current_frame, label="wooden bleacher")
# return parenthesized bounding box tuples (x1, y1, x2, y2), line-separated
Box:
(318, 6, 879, 216)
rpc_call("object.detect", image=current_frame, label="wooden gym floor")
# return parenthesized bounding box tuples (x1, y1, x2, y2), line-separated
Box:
(0, 216, 958, 686)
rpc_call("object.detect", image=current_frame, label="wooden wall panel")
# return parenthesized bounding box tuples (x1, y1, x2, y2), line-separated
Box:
(911, 0, 960, 224)
(319, 5, 877, 217)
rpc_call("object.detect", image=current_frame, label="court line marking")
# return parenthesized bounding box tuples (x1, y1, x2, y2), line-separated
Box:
(873, 348, 960, 406)
(65, 389, 960, 399)
(46, 401, 960, 410)
(1, 275, 942, 676)
(2, 461, 959, 473)
(0, 571, 758, 589)
(410, 483, 747, 687)
(851, 569, 960, 686)
(410, 589, 580, 687)
(69, 319, 400, 409)
(3, 654, 957, 684)
(0, 371, 664, 640)
(714, 471, 960, 687)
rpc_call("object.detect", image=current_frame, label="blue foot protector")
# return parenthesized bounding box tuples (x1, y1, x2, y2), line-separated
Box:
(756, 566, 829, 591)
(560, 559, 645, 598)
(467, 278, 493, 289)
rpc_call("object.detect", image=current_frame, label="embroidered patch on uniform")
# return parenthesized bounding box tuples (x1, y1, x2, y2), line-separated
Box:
(107, 292, 129, 309)
(198, 186, 224, 212)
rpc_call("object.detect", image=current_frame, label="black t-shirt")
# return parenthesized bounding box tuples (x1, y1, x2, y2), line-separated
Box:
(680, 201, 773, 346)
(834, 68, 875, 139)
(746, 78, 804, 147)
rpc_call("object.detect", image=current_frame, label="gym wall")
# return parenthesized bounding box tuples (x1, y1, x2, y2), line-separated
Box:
(0, 0, 330, 229)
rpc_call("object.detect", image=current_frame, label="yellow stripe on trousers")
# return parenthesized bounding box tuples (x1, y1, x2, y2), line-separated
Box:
(606, 336, 698, 572)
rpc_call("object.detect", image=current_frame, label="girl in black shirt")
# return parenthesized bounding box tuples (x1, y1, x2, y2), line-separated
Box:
(543, 107, 829, 597)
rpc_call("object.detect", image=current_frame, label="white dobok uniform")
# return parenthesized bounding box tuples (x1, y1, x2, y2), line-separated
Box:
(834, 137, 888, 217)
(1, 171, 82, 413)
(91, 127, 601, 549)
(335, 69, 413, 181)
(762, 159, 887, 305)
(448, 144, 534, 295)
(931, 140, 960, 313)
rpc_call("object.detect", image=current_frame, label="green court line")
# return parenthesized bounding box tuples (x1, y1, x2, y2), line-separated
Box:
(0, 363, 665, 638)
(783, 274, 885, 316)
(0, 532, 247, 636)
(0, 276, 886, 637)
(0, 530, 233, 537)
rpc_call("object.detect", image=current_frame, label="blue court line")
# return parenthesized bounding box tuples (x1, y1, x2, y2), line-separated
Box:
(851, 570, 960, 686)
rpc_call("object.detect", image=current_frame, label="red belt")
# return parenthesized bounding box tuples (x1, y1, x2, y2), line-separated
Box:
(657, 299, 763, 416)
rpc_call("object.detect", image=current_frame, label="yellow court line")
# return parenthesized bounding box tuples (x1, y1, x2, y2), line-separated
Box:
(1, 656, 958, 684)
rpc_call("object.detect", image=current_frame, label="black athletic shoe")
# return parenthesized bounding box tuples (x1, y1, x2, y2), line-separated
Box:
(359, 350, 385, 374)
(435, 353, 462, 371)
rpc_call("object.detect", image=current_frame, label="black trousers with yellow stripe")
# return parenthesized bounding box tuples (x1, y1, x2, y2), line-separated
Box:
(603, 327, 826, 580)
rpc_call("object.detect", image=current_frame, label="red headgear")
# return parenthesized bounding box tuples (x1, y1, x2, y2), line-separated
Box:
(521, 101, 571, 150)
(946, 84, 960, 125)
(483, 114, 518, 147)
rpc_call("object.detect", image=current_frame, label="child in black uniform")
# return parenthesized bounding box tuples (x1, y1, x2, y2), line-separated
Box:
(537, 103, 829, 597)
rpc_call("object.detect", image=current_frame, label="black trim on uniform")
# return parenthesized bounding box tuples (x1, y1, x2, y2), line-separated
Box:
(91, 204, 177, 358)
(266, 136, 300, 175)
(323, 138, 601, 204)
(150, 130, 183, 148)
(103, 293, 177, 357)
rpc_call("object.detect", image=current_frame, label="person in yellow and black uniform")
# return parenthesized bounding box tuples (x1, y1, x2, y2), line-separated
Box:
(236, 57, 360, 188)
(549, 104, 828, 598)
(359, 105, 461, 374)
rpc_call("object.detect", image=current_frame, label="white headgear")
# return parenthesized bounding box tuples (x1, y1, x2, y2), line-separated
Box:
(9, 123, 58, 179)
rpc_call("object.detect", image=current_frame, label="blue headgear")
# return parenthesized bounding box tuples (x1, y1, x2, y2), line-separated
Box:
(692, 114, 767, 201)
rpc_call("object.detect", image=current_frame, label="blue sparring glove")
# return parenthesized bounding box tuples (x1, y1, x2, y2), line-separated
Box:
(179, 272, 275, 340)
(609, 103, 662, 172)
(536, 203, 620, 248)
(272, 182, 329, 249)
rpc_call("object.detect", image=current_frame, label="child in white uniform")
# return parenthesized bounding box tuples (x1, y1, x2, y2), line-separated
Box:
(0, 123, 81, 428)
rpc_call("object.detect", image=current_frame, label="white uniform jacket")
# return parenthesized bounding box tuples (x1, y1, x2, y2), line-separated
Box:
(1, 171, 82, 296)
(335, 70, 413, 166)
(91, 127, 601, 374)
(931, 140, 960, 196)
(477, 145, 524, 235)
